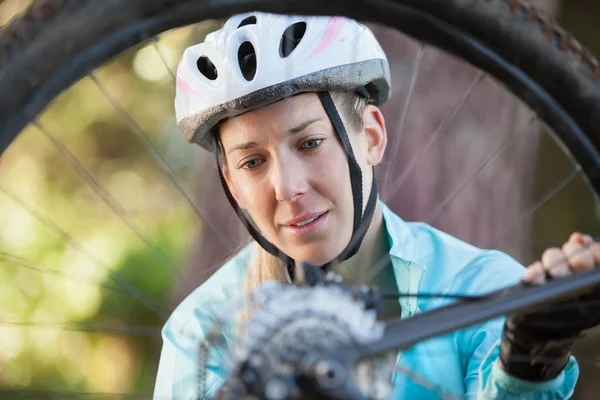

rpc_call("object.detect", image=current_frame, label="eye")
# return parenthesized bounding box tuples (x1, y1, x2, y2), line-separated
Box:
(300, 139, 323, 150)
(242, 158, 263, 170)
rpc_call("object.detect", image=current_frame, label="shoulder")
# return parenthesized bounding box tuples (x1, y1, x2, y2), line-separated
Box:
(379, 202, 526, 302)
(154, 242, 256, 397)
(161, 241, 256, 350)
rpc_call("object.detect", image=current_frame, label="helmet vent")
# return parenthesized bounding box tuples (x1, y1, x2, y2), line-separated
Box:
(279, 22, 307, 58)
(196, 56, 218, 80)
(238, 15, 257, 28)
(238, 41, 257, 81)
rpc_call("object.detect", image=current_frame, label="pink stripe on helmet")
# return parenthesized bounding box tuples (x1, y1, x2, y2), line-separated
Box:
(176, 65, 201, 95)
(309, 16, 347, 58)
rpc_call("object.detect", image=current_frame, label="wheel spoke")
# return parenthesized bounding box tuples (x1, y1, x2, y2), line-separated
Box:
(153, 38, 176, 81)
(381, 43, 425, 198)
(0, 186, 169, 319)
(89, 73, 235, 254)
(384, 71, 484, 200)
(0, 390, 147, 399)
(425, 116, 536, 225)
(393, 364, 463, 400)
(0, 252, 177, 312)
(33, 120, 192, 291)
(0, 320, 161, 336)
(487, 167, 581, 249)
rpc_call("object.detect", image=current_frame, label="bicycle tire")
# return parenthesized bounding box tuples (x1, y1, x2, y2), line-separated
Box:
(2, 0, 600, 396)
(0, 0, 600, 193)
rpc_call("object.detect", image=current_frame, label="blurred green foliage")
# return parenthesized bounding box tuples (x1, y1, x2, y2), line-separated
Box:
(0, 14, 221, 395)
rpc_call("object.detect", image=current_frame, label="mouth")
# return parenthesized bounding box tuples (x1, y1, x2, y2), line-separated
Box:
(282, 211, 329, 234)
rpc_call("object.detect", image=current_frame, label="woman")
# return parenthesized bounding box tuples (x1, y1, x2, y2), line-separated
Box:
(154, 12, 600, 399)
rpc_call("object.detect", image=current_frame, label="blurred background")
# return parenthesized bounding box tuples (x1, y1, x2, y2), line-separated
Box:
(0, 0, 599, 398)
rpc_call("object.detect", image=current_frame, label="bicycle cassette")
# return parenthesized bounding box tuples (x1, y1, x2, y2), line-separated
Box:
(214, 279, 396, 400)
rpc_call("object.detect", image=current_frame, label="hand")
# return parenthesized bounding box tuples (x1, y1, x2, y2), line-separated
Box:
(499, 232, 600, 382)
(523, 232, 600, 284)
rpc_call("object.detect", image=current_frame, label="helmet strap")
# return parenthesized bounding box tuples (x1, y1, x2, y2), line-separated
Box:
(316, 91, 378, 271)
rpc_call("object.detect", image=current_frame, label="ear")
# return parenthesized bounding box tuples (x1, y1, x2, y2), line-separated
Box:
(221, 164, 246, 209)
(362, 105, 387, 166)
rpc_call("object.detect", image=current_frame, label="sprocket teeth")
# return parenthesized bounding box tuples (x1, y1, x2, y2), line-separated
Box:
(216, 281, 392, 399)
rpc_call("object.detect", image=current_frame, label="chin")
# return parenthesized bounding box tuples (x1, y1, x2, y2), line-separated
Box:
(289, 246, 341, 267)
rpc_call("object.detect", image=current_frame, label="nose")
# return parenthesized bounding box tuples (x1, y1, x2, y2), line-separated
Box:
(271, 157, 307, 203)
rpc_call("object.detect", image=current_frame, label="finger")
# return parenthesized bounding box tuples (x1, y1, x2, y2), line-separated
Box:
(589, 242, 600, 265)
(583, 234, 595, 247)
(569, 232, 585, 246)
(541, 247, 570, 279)
(524, 260, 546, 284)
(562, 242, 594, 272)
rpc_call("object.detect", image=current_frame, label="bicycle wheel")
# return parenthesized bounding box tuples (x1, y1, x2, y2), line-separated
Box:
(1, 0, 599, 399)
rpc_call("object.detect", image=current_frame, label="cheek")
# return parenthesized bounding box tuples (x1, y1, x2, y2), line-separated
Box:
(228, 170, 254, 204)
(314, 148, 353, 203)
(230, 172, 274, 221)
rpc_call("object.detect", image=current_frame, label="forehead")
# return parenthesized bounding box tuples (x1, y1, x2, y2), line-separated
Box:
(218, 93, 327, 144)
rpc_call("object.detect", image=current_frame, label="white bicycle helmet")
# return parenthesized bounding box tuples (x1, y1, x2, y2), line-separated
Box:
(175, 12, 391, 152)
(174, 12, 391, 276)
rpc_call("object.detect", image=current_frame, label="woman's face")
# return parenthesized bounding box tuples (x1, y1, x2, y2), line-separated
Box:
(220, 92, 387, 265)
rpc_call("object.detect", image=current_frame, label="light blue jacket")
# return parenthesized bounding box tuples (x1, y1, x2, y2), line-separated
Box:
(153, 202, 579, 399)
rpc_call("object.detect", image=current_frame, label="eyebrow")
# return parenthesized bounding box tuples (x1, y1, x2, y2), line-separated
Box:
(227, 117, 324, 155)
(288, 117, 323, 135)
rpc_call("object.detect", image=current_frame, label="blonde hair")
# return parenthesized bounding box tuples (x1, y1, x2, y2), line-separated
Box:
(219, 90, 369, 324)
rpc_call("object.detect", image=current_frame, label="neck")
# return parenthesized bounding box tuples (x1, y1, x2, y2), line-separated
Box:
(335, 203, 390, 286)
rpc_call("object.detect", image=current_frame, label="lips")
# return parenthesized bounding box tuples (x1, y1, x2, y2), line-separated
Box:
(281, 211, 329, 236)
(283, 212, 327, 227)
